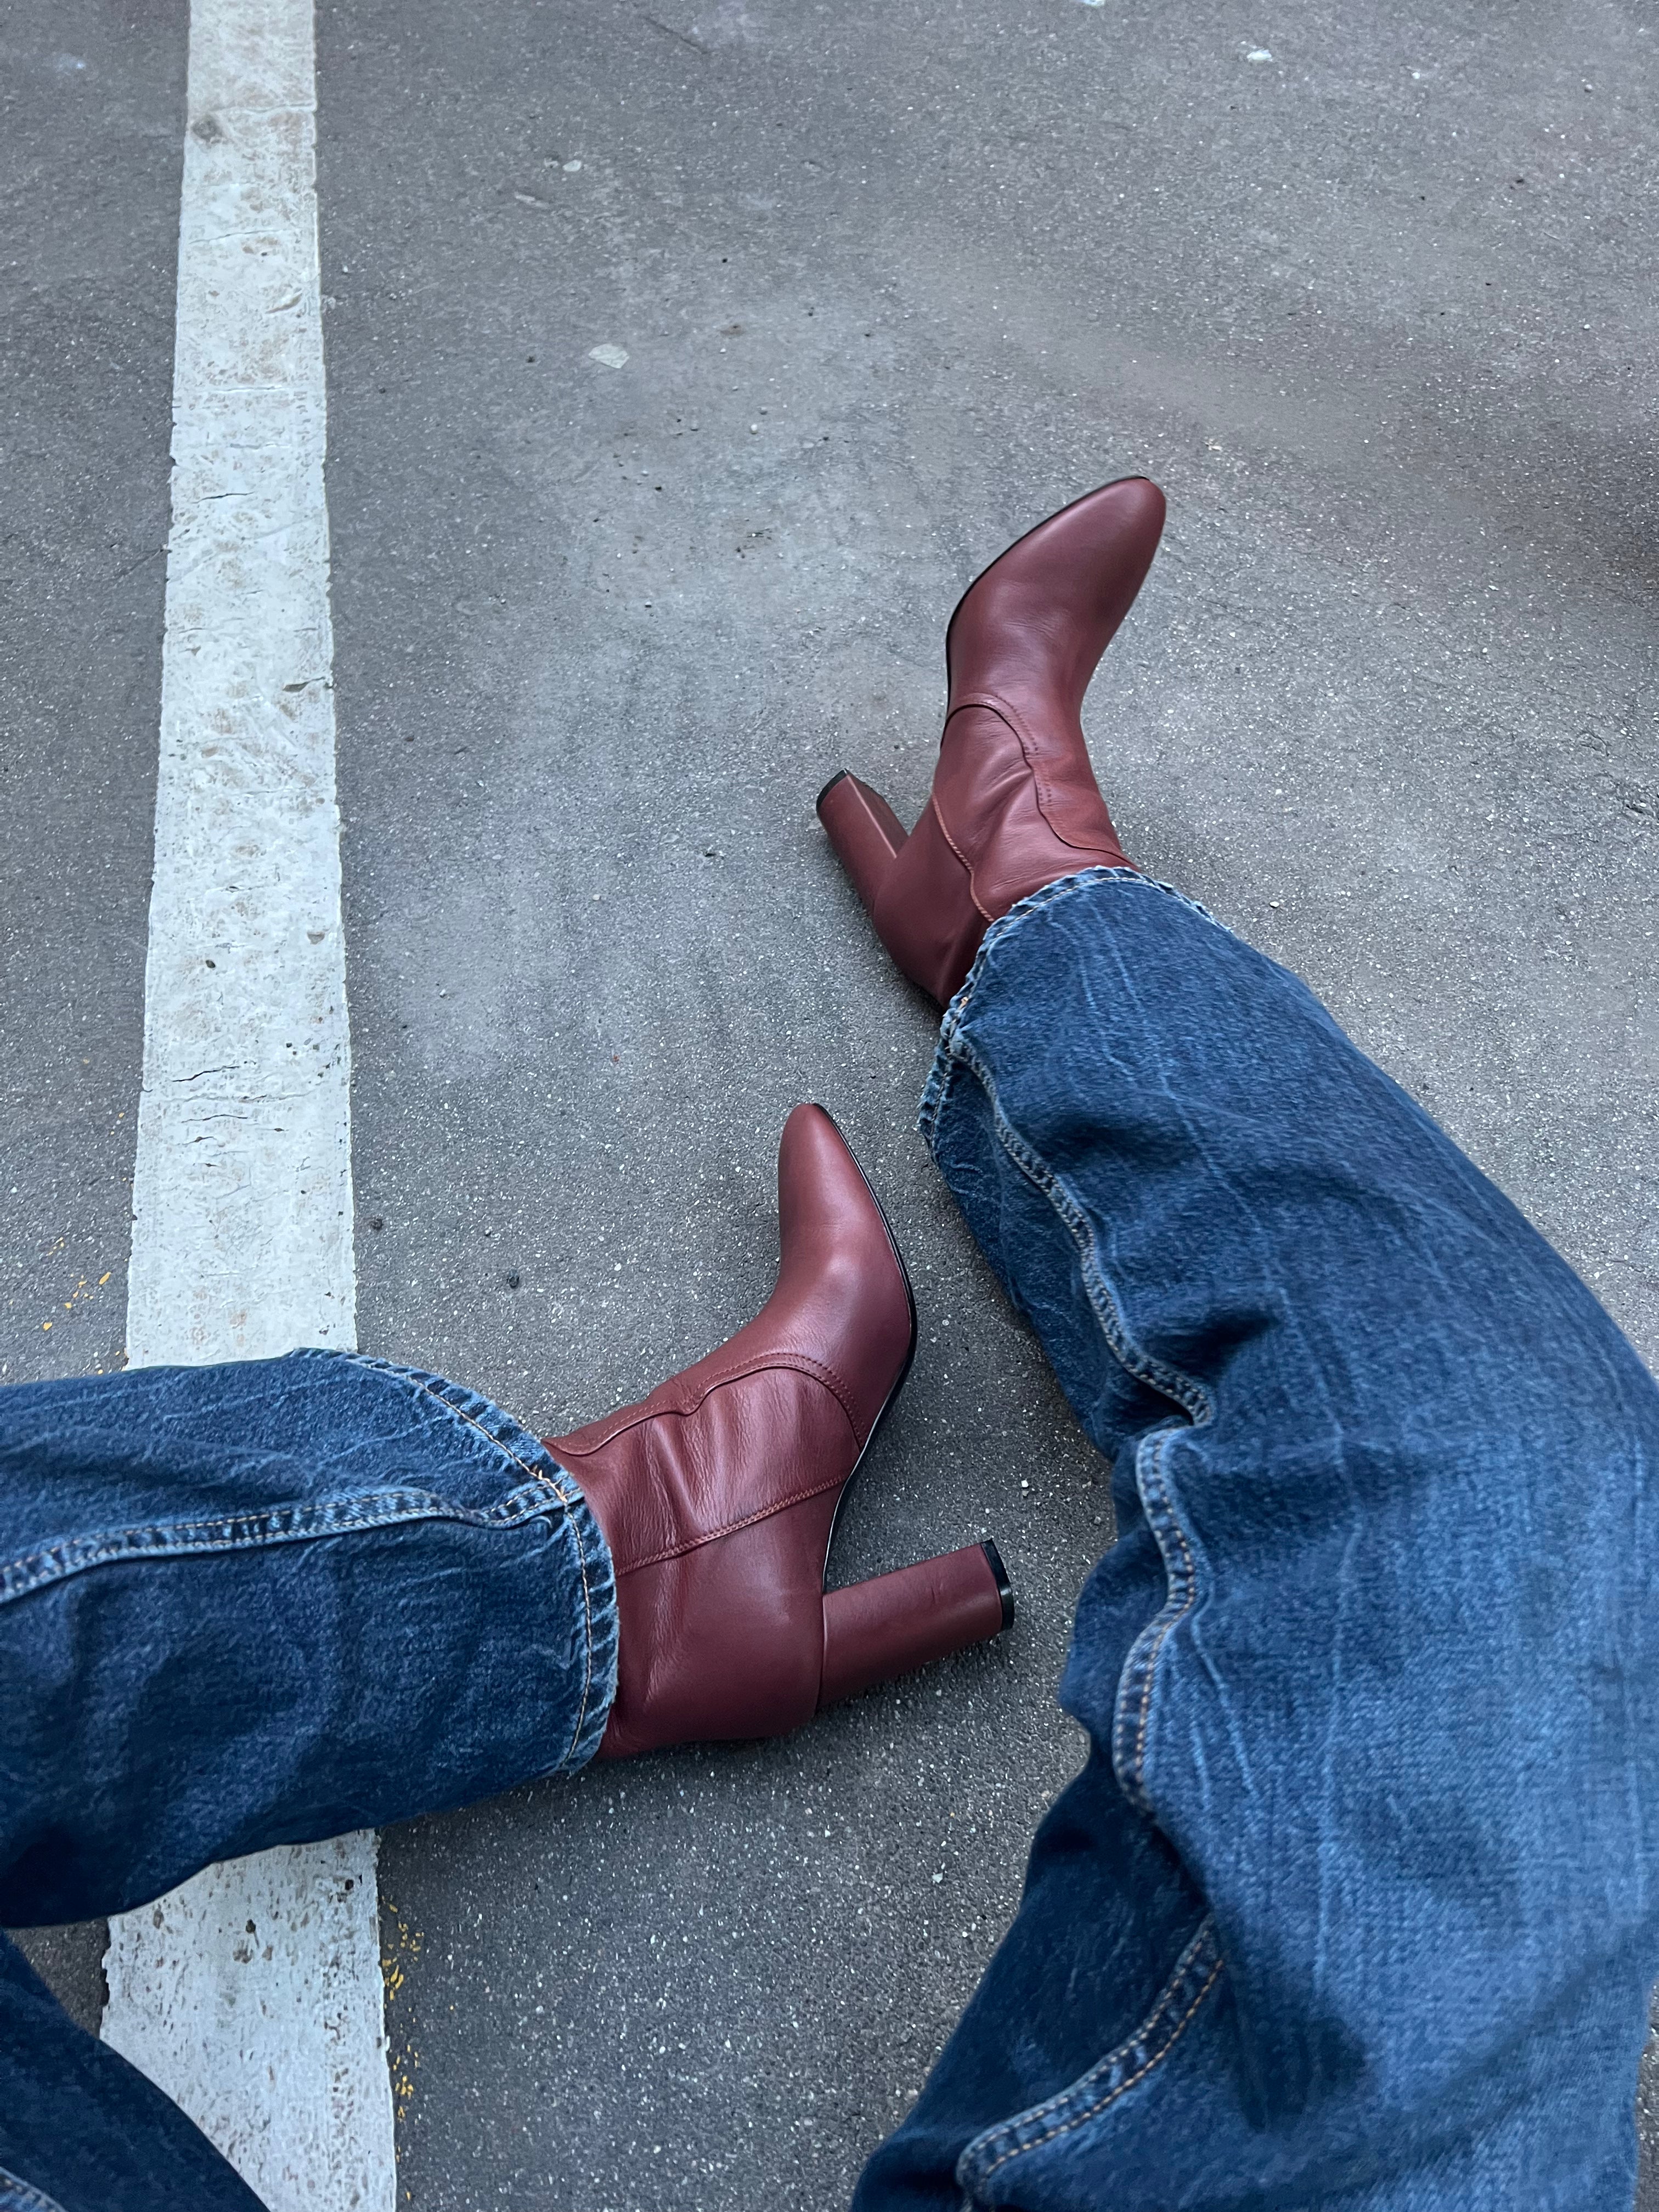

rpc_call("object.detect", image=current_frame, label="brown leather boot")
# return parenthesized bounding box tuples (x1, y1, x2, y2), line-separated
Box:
(817, 476, 1166, 1005)
(546, 1104, 1012, 1759)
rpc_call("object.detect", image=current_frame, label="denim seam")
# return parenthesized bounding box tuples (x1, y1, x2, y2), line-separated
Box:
(0, 1481, 587, 1606)
(2, 1349, 616, 1775)
(0, 2169, 69, 2212)
(920, 872, 1219, 1814)
(923, 1025, 1210, 1427)
(1116, 1426, 1203, 1812)
(345, 1355, 606, 1772)
(954, 1916, 1225, 2197)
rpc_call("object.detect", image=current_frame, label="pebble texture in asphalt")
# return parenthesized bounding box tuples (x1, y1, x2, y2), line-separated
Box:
(2, 0, 1656, 2205)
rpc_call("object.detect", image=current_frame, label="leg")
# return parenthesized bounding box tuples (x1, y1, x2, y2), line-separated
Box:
(0, 1113, 1007, 1920)
(854, 871, 1659, 2208)
(0, 1934, 266, 2212)
(0, 1345, 617, 2210)
(0, 1348, 616, 1929)
(0, 1109, 1007, 2207)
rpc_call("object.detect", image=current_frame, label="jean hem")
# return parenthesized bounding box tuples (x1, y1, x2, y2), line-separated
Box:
(335, 1352, 619, 1772)
(0, 1348, 620, 1777)
(919, 867, 1215, 1144)
(0, 2169, 69, 2212)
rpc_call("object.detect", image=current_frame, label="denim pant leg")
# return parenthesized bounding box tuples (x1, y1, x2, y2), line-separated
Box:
(855, 870, 1659, 2212)
(0, 1933, 267, 2212)
(0, 1347, 617, 2212)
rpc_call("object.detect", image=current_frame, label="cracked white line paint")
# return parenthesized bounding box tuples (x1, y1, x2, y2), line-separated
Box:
(101, 3, 396, 2206)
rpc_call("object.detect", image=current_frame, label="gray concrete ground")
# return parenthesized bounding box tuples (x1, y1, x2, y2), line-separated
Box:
(1, 0, 185, 2035)
(3, 0, 1658, 2204)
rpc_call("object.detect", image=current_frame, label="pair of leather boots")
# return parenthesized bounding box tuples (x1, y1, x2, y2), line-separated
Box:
(549, 477, 1166, 1758)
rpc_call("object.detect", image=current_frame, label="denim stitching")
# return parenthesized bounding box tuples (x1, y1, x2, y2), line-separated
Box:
(1117, 1427, 1203, 1811)
(955, 1917, 1224, 2197)
(933, 1042, 1208, 1814)
(923, 872, 1234, 2196)
(0, 1485, 574, 1605)
(920, 869, 1222, 1810)
(0, 2170, 69, 2212)
(2, 1348, 615, 1773)
(937, 865, 1218, 1041)
(351, 1355, 605, 1771)
(0, 1348, 615, 1775)
(917, 1048, 961, 1152)
(929, 1023, 1209, 1424)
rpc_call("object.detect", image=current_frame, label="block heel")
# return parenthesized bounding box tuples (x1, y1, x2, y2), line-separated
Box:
(818, 1540, 1014, 1711)
(816, 770, 910, 919)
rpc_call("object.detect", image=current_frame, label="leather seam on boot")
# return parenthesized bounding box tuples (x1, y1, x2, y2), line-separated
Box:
(555, 1350, 867, 1453)
(941, 696, 1125, 867)
(928, 794, 996, 925)
(946, 690, 1025, 729)
(945, 692, 1039, 787)
(609, 1461, 859, 1575)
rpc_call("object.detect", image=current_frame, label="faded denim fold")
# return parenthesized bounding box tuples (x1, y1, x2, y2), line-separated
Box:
(862, 866, 1659, 2212)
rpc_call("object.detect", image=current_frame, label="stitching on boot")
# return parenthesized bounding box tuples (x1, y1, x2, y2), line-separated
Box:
(554, 1348, 866, 1451)
(610, 1458, 861, 1573)
(945, 691, 1122, 862)
(927, 791, 997, 924)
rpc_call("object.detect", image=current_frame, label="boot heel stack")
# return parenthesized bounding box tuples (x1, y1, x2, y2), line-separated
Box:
(819, 1541, 1013, 1710)
(816, 770, 909, 917)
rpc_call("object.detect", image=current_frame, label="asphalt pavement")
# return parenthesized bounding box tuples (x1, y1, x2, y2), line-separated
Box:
(4, 0, 1658, 2205)
(1, 0, 185, 2039)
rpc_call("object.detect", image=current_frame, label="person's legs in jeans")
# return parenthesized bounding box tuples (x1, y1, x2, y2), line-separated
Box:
(0, 1348, 618, 2211)
(851, 871, 1659, 2209)
(1, 1109, 1008, 2212)
(821, 483, 1659, 2208)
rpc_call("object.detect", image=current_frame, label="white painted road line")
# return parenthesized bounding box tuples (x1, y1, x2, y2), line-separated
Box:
(101, 3, 396, 2207)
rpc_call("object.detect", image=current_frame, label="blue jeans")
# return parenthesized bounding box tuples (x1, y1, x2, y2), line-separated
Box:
(862, 872, 1659, 2209)
(3, 871, 1655, 2210)
(0, 1355, 617, 2210)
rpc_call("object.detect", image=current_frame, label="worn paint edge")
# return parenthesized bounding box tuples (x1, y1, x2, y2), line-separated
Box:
(101, 2, 395, 2207)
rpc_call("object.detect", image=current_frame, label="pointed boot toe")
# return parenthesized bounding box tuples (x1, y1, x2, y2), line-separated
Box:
(547, 1106, 1011, 1758)
(819, 476, 1165, 1005)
